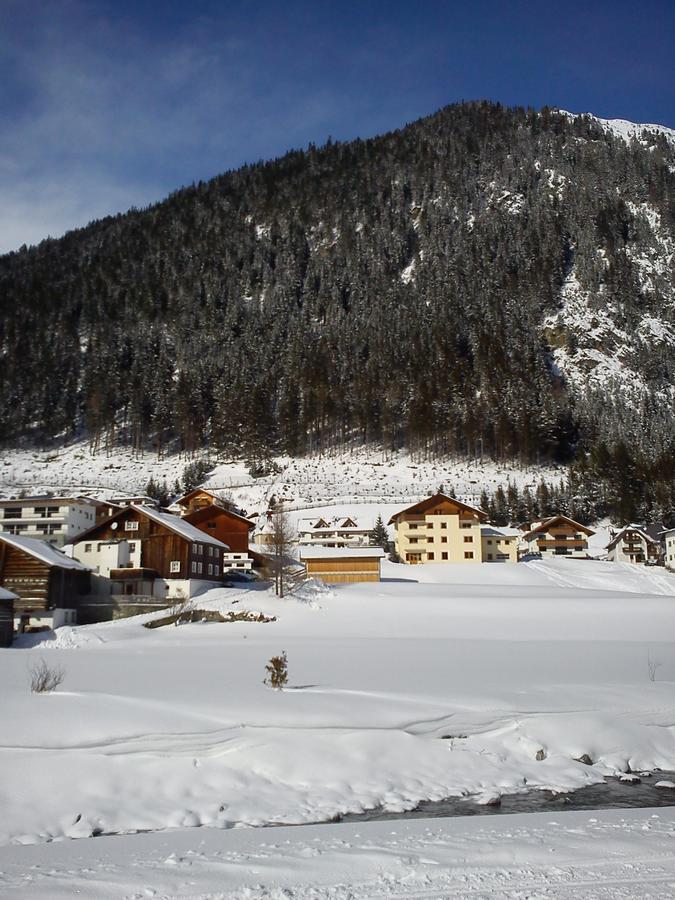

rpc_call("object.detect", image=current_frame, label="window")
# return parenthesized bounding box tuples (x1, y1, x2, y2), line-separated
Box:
(125, 520, 139, 531)
(461, 521, 472, 529)
(128, 542, 136, 552)
(47, 506, 59, 516)
(197, 562, 203, 574)
(410, 538, 418, 544)
(463, 535, 473, 543)
(207, 563, 213, 575)
(191, 561, 197, 574)
(410, 524, 418, 530)
(208, 546, 213, 557)
(464, 551, 473, 559)
(441, 552, 448, 560)
(198, 544, 203, 555)
(487, 553, 493, 560)
(427, 537, 433, 543)
(192, 543, 198, 553)
(214, 565, 219, 576)
(427, 523, 433, 529)
(84, 543, 92, 552)
(428, 552, 434, 560)
(4, 508, 21, 519)
(440, 522, 447, 529)
(441, 536, 447, 543)
(487, 539, 493, 545)
(170, 561, 181, 573)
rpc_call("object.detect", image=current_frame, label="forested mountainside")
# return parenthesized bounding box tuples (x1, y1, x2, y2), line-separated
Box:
(0, 101, 673, 517)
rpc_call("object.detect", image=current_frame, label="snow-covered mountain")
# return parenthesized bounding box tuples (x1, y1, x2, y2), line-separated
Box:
(0, 101, 672, 519)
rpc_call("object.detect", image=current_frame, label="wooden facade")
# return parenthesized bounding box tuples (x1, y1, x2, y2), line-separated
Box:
(0, 588, 15, 646)
(522, 516, 594, 558)
(0, 536, 91, 618)
(70, 506, 229, 582)
(184, 504, 254, 554)
(300, 549, 384, 584)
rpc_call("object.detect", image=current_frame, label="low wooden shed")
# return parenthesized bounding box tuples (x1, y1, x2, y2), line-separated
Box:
(0, 586, 17, 646)
(299, 547, 385, 584)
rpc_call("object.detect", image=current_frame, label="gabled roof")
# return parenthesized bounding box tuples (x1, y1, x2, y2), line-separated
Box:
(388, 493, 488, 525)
(0, 533, 91, 571)
(175, 487, 221, 507)
(184, 503, 254, 530)
(523, 515, 594, 540)
(0, 586, 18, 601)
(68, 505, 229, 550)
(606, 524, 659, 551)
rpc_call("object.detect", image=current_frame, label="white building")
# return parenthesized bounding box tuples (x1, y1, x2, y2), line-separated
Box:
(665, 529, 675, 570)
(519, 515, 594, 558)
(297, 515, 372, 549)
(606, 525, 662, 565)
(0, 497, 97, 547)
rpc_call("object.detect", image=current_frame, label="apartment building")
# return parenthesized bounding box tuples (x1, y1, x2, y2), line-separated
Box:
(519, 515, 594, 558)
(388, 494, 488, 564)
(0, 497, 97, 547)
(297, 515, 371, 549)
(606, 525, 662, 564)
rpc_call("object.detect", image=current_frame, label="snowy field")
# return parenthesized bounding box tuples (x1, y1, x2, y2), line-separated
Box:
(2, 807, 675, 898)
(1, 558, 675, 897)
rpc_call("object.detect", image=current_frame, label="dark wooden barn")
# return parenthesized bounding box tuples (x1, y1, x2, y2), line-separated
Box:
(0, 534, 91, 628)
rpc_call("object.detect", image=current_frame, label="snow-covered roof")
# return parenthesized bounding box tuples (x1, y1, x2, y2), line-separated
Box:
(606, 525, 660, 551)
(523, 516, 594, 540)
(0, 586, 18, 601)
(299, 547, 386, 560)
(141, 508, 230, 550)
(480, 526, 519, 539)
(0, 533, 91, 571)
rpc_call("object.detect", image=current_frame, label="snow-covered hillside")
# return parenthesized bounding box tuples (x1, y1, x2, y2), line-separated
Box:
(0, 440, 566, 520)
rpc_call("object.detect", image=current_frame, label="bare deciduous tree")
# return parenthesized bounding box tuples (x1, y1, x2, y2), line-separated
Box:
(29, 658, 66, 693)
(270, 505, 295, 598)
(647, 652, 662, 683)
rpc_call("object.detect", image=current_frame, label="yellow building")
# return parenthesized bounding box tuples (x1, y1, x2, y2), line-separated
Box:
(388, 494, 489, 564)
(480, 526, 519, 562)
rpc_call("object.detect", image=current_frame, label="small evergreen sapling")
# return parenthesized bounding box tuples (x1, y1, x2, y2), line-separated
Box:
(264, 651, 288, 690)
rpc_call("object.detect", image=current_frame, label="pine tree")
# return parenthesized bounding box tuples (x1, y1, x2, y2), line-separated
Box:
(369, 514, 390, 552)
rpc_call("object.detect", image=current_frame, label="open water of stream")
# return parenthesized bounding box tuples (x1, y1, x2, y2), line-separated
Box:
(339, 772, 675, 824)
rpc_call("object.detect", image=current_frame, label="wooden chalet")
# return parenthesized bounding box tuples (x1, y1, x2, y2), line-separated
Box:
(606, 525, 662, 564)
(521, 515, 594, 558)
(0, 533, 91, 628)
(173, 488, 231, 516)
(69, 505, 231, 598)
(0, 586, 17, 646)
(184, 503, 254, 554)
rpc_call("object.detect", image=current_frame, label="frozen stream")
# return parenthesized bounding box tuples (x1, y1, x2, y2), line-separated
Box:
(339, 771, 675, 823)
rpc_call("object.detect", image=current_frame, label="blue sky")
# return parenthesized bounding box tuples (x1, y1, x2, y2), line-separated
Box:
(1, 0, 673, 253)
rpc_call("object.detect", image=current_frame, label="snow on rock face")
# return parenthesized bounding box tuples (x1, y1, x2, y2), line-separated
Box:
(557, 109, 675, 146)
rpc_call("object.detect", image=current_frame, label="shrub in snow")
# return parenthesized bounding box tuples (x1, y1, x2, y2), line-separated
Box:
(264, 651, 288, 690)
(29, 658, 65, 693)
